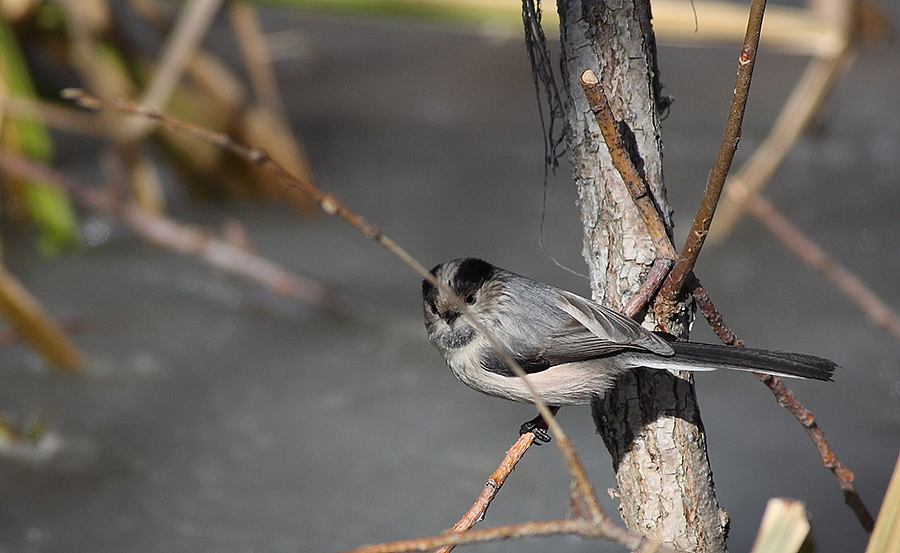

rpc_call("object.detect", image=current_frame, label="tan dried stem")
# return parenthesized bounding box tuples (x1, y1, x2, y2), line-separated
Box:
(748, 195, 900, 343)
(228, 1, 289, 122)
(228, 1, 315, 203)
(0, 264, 83, 370)
(0, 151, 378, 322)
(120, 0, 226, 141)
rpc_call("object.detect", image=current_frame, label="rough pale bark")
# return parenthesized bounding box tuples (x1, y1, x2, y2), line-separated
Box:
(556, 0, 729, 551)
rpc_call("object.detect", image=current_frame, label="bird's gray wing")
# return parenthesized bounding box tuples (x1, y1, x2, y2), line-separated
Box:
(535, 289, 674, 363)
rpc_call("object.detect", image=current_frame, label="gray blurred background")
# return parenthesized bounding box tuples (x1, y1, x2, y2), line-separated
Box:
(1, 4, 899, 553)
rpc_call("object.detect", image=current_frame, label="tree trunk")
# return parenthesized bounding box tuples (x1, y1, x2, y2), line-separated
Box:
(556, 0, 729, 551)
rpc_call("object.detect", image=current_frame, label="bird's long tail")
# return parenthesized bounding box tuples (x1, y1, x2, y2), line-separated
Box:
(625, 341, 837, 381)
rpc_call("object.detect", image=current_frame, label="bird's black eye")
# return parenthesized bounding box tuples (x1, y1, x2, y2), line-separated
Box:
(465, 294, 476, 305)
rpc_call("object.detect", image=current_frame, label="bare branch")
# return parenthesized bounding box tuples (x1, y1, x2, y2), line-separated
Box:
(686, 276, 744, 348)
(711, 53, 851, 241)
(658, 0, 768, 305)
(434, 433, 535, 553)
(688, 275, 876, 533)
(757, 373, 875, 533)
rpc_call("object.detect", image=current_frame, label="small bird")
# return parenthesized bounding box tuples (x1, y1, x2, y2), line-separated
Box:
(422, 258, 836, 413)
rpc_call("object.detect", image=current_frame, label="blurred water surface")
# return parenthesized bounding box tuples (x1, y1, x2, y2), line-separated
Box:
(1, 7, 899, 553)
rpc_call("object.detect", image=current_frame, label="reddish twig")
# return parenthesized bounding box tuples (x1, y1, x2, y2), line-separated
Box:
(686, 276, 744, 348)
(756, 373, 875, 533)
(687, 277, 875, 534)
(434, 433, 535, 553)
(658, 0, 768, 305)
(579, 69, 676, 263)
(621, 257, 675, 318)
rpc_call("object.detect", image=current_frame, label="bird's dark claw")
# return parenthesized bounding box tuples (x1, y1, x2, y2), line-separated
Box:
(519, 410, 558, 445)
(525, 425, 552, 444)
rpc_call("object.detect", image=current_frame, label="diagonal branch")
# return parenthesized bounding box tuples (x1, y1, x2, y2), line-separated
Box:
(658, 0, 768, 305)
(747, 194, 900, 342)
(578, 71, 677, 323)
(433, 433, 535, 553)
(579, 69, 676, 263)
(687, 276, 875, 533)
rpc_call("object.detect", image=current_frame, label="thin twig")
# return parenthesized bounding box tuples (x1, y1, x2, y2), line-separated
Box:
(756, 373, 875, 533)
(748, 194, 900, 343)
(686, 276, 744, 347)
(345, 517, 673, 553)
(621, 257, 675, 318)
(658, 0, 768, 305)
(0, 96, 105, 136)
(687, 277, 876, 534)
(711, 52, 852, 241)
(62, 88, 431, 276)
(0, 152, 379, 321)
(434, 433, 535, 553)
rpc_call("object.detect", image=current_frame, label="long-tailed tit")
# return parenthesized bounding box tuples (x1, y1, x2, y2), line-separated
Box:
(422, 258, 836, 414)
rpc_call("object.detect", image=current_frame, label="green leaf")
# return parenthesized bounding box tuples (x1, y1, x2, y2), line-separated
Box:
(0, 16, 79, 253)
